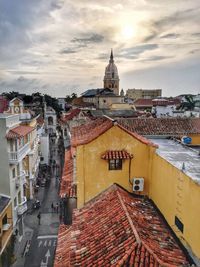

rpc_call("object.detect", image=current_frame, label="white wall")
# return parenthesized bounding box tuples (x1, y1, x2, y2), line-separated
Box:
(40, 135, 49, 165)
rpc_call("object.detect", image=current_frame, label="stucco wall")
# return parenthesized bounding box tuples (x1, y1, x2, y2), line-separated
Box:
(0, 119, 10, 196)
(76, 125, 154, 208)
(188, 134, 200, 145)
(150, 153, 200, 259)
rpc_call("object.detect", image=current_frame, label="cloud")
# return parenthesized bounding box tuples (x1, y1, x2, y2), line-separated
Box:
(119, 44, 158, 59)
(141, 56, 174, 62)
(0, 1, 200, 96)
(160, 33, 180, 39)
(71, 33, 104, 45)
(59, 48, 77, 54)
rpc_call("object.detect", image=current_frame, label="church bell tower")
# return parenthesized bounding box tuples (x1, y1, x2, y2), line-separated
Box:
(103, 49, 120, 95)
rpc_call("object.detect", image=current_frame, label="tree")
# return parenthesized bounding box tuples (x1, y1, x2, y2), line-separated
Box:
(2, 91, 20, 100)
(65, 93, 77, 103)
(23, 95, 33, 104)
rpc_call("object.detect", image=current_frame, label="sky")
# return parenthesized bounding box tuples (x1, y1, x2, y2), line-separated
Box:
(0, 0, 200, 97)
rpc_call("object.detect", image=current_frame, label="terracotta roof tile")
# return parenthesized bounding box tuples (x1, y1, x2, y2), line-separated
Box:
(118, 117, 200, 136)
(101, 150, 133, 160)
(54, 185, 190, 267)
(71, 117, 113, 147)
(71, 117, 157, 148)
(60, 149, 76, 198)
(61, 108, 81, 123)
(6, 125, 34, 139)
(134, 98, 153, 107)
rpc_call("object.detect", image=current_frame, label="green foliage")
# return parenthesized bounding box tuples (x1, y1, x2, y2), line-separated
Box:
(65, 93, 77, 103)
(44, 94, 62, 116)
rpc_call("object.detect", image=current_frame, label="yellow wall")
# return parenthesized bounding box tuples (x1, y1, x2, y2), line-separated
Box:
(0, 202, 13, 255)
(150, 154, 200, 259)
(188, 134, 200, 145)
(76, 125, 155, 208)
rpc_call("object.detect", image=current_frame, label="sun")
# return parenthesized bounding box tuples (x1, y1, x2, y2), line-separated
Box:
(121, 25, 135, 39)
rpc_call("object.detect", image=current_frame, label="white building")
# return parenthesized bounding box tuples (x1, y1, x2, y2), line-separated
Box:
(0, 114, 29, 229)
(45, 106, 57, 135)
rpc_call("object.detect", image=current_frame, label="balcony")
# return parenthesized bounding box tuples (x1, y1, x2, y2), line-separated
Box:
(29, 136, 40, 156)
(19, 170, 27, 184)
(14, 171, 27, 189)
(9, 142, 30, 164)
(17, 197, 27, 216)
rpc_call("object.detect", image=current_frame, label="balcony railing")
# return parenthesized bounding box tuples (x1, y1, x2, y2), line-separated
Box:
(9, 142, 30, 163)
(13, 171, 27, 189)
(17, 196, 27, 216)
(19, 170, 27, 184)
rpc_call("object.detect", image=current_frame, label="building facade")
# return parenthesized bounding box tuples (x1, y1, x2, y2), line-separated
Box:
(60, 117, 200, 263)
(0, 195, 13, 257)
(126, 89, 162, 100)
(103, 50, 120, 95)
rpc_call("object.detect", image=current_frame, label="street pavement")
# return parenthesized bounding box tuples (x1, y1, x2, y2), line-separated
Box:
(12, 136, 61, 267)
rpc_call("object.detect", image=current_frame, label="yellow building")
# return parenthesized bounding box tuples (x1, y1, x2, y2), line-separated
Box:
(67, 117, 200, 263)
(71, 118, 157, 208)
(149, 138, 200, 262)
(0, 195, 13, 257)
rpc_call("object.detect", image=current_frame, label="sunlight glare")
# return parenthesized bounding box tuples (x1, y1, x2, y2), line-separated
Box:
(121, 25, 135, 39)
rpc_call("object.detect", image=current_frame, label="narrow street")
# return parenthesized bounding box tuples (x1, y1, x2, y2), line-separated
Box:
(12, 135, 63, 267)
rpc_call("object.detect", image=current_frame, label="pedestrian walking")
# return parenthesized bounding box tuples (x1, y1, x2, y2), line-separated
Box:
(37, 212, 41, 225)
(56, 203, 59, 213)
(51, 202, 54, 212)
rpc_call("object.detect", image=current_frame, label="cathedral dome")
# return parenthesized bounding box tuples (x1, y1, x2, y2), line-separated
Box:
(103, 49, 120, 95)
(104, 50, 119, 79)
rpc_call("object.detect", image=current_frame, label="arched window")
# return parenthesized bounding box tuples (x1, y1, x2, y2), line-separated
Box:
(48, 116, 53, 125)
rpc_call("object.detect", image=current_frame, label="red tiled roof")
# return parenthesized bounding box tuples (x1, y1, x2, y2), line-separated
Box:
(36, 115, 44, 126)
(54, 184, 190, 267)
(60, 149, 77, 198)
(61, 108, 81, 123)
(71, 117, 113, 147)
(71, 117, 157, 148)
(72, 96, 94, 107)
(118, 117, 200, 136)
(117, 123, 158, 147)
(134, 99, 153, 107)
(6, 125, 34, 139)
(101, 150, 133, 160)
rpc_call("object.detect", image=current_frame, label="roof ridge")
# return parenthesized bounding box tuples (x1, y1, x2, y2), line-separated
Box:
(116, 190, 141, 244)
(116, 123, 158, 148)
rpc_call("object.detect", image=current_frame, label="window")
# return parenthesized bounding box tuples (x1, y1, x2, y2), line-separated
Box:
(175, 216, 184, 233)
(2, 214, 7, 225)
(14, 198, 17, 207)
(109, 159, 122, 170)
(12, 168, 16, 178)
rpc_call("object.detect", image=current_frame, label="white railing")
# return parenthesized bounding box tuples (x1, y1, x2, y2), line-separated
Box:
(17, 196, 27, 215)
(9, 142, 30, 163)
(19, 171, 27, 184)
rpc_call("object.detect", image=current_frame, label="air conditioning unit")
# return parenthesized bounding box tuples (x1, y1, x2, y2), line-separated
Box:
(133, 178, 144, 192)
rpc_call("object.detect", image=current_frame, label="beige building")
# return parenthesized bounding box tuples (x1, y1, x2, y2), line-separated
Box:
(126, 89, 162, 100)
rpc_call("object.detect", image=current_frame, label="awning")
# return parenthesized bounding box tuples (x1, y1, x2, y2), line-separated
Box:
(101, 150, 133, 160)
(6, 125, 34, 139)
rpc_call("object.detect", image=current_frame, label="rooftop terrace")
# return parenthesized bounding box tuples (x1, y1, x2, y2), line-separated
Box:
(151, 138, 200, 184)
